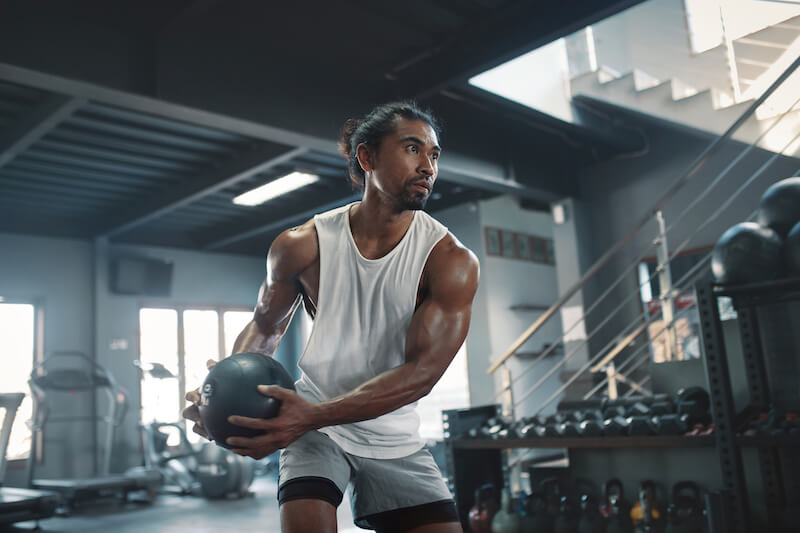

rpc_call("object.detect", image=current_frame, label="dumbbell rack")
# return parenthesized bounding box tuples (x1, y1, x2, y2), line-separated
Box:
(695, 278, 800, 533)
(442, 405, 716, 530)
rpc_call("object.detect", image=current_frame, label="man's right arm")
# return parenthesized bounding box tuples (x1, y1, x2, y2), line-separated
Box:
(182, 221, 317, 437)
(232, 221, 318, 357)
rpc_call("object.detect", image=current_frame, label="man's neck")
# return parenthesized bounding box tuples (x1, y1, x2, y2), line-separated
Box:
(349, 197, 415, 259)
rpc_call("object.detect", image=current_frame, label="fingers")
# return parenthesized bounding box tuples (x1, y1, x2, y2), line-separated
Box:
(185, 388, 201, 404)
(227, 415, 274, 430)
(206, 358, 217, 370)
(191, 423, 210, 440)
(257, 385, 292, 398)
(182, 404, 200, 422)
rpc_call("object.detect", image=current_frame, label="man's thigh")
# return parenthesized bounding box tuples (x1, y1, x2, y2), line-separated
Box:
(277, 430, 351, 509)
(349, 447, 459, 532)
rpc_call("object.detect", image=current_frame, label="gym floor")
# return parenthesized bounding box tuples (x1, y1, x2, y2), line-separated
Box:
(8, 477, 359, 533)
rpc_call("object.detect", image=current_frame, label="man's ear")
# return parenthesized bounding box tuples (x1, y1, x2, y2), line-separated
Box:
(356, 143, 374, 173)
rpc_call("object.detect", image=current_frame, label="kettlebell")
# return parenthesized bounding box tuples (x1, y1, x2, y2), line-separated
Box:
(602, 478, 633, 533)
(665, 481, 705, 533)
(468, 483, 498, 533)
(491, 487, 521, 533)
(631, 480, 664, 533)
(578, 493, 605, 533)
(541, 477, 563, 518)
(554, 496, 579, 533)
(521, 492, 553, 533)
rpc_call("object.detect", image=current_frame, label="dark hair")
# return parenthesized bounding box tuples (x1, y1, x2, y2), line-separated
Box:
(338, 101, 441, 188)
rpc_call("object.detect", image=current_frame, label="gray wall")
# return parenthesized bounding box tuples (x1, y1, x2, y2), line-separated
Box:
(437, 196, 565, 417)
(578, 121, 800, 359)
(0, 231, 307, 482)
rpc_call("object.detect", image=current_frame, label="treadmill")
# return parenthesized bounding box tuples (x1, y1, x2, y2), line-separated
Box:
(0, 392, 58, 525)
(26, 351, 161, 512)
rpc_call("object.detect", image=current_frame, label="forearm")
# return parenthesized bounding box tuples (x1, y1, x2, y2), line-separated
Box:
(231, 320, 283, 357)
(310, 361, 435, 428)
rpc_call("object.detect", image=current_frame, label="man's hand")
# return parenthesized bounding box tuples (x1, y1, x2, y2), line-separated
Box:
(226, 385, 317, 459)
(181, 359, 217, 440)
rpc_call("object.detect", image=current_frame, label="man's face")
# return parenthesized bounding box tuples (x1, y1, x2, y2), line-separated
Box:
(363, 118, 441, 210)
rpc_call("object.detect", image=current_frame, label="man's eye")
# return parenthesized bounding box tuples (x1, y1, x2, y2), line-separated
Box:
(407, 145, 418, 153)
(431, 153, 439, 160)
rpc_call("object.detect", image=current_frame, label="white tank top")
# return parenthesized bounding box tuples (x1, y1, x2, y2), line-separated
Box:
(294, 202, 448, 459)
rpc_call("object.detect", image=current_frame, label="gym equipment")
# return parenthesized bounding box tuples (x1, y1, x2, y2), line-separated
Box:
(785, 221, 800, 276)
(199, 352, 295, 448)
(676, 387, 711, 426)
(26, 351, 161, 512)
(665, 482, 704, 533)
(578, 493, 605, 533)
(0, 393, 58, 525)
(757, 176, 800, 237)
(577, 418, 603, 436)
(601, 479, 633, 533)
(631, 480, 664, 533)
(136, 361, 258, 499)
(603, 416, 629, 436)
(468, 483, 498, 533)
(649, 413, 689, 435)
(554, 496, 579, 533)
(194, 443, 255, 499)
(521, 492, 553, 533)
(626, 416, 652, 436)
(711, 222, 783, 284)
(491, 487, 521, 533)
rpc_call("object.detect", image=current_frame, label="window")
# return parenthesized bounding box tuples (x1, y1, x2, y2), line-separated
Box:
(0, 303, 36, 460)
(138, 306, 252, 441)
(416, 343, 470, 441)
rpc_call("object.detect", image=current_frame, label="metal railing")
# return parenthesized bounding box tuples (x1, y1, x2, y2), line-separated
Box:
(489, 52, 800, 415)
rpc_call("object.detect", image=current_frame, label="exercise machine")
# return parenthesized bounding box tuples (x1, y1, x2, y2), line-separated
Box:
(136, 361, 255, 499)
(26, 351, 161, 512)
(0, 392, 58, 525)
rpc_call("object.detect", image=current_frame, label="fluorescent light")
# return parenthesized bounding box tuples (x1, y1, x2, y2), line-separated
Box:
(233, 172, 319, 206)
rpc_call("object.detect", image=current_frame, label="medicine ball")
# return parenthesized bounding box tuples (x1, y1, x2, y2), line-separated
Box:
(711, 222, 783, 284)
(198, 352, 295, 449)
(757, 177, 800, 237)
(786, 221, 800, 277)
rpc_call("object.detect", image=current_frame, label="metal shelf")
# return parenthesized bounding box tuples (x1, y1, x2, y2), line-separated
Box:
(452, 435, 715, 449)
(737, 435, 800, 448)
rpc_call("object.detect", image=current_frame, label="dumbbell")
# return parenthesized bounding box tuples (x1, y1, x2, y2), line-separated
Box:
(603, 416, 629, 436)
(649, 413, 689, 435)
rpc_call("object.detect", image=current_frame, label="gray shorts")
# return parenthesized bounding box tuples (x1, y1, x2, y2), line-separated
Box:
(278, 430, 457, 531)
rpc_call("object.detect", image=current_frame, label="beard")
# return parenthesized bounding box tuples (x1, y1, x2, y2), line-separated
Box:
(400, 188, 429, 210)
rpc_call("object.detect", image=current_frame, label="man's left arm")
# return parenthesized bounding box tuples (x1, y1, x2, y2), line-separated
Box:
(226, 238, 479, 458)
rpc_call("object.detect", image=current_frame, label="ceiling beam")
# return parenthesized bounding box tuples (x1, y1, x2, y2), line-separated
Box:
(96, 144, 306, 237)
(387, 0, 645, 99)
(0, 63, 563, 204)
(0, 94, 85, 169)
(204, 193, 362, 251)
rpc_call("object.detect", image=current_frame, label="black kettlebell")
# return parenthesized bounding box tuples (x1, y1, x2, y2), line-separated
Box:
(578, 493, 605, 533)
(665, 481, 705, 533)
(198, 352, 295, 448)
(520, 492, 553, 533)
(602, 479, 634, 533)
(554, 495, 579, 533)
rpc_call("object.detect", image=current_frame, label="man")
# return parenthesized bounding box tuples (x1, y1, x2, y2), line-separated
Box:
(184, 101, 479, 533)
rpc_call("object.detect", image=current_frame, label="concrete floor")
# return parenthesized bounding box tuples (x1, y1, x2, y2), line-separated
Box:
(9, 477, 362, 533)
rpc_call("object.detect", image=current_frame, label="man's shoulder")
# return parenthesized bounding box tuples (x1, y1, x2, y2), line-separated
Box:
(268, 219, 319, 280)
(428, 232, 479, 280)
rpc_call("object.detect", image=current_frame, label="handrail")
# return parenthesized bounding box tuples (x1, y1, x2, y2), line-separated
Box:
(487, 52, 800, 374)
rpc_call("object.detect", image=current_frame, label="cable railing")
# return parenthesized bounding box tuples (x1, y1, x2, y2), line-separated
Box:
(488, 52, 800, 418)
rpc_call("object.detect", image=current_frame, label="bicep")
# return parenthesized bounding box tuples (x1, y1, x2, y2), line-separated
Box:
(405, 249, 479, 384)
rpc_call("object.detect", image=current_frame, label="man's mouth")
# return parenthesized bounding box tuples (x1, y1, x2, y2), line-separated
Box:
(410, 180, 431, 194)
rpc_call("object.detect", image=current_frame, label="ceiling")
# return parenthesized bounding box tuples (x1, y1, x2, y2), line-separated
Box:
(0, 0, 645, 255)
